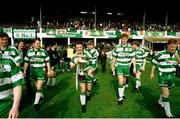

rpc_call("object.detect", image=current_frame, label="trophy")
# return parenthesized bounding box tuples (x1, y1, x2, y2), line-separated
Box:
(77, 55, 88, 75)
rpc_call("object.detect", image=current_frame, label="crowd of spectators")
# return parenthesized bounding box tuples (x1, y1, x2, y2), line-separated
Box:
(0, 16, 180, 32)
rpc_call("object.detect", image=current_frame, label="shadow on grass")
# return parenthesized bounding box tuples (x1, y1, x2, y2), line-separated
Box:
(37, 96, 71, 118)
(109, 75, 119, 100)
(19, 74, 71, 118)
(89, 67, 100, 98)
(135, 86, 165, 118)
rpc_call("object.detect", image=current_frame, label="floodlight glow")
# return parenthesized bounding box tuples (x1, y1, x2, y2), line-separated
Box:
(80, 11, 87, 14)
(92, 12, 95, 14)
(107, 12, 112, 15)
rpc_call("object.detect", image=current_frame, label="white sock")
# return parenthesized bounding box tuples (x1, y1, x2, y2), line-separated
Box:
(118, 88, 124, 98)
(158, 95, 163, 106)
(136, 80, 141, 89)
(34, 92, 42, 104)
(136, 80, 138, 89)
(163, 102, 173, 117)
(80, 94, 86, 105)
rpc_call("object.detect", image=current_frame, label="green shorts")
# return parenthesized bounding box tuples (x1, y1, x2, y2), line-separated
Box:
(158, 72, 175, 88)
(136, 64, 142, 72)
(88, 63, 98, 69)
(30, 67, 46, 81)
(0, 98, 12, 118)
(116, 65, 130, 76)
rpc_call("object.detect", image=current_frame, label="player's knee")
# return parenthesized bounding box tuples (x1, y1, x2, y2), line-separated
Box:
(162, 90, 169, 97)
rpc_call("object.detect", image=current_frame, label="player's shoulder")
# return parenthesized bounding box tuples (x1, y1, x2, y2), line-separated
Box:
(8, 46, 18, 51)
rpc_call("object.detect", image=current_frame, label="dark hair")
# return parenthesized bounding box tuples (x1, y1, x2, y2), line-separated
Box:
(132, 40, 140, 47)
(121, 33, 129, 39)
(76, 41, 83, 45)
(17, 40, 24, 44)
(33, 38, 41, 43)
(0, 32, 9, 38)
(167, 39, 177, 45)
(50, 41, 57, 46)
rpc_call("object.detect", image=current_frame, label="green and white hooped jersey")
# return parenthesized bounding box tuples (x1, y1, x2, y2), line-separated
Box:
(135, 47, 146, 66)
(0, 46, 21, 65)
(0, 53, 24, 100)
(152, 49, 178, 74)
(112, 44, 135, 66)
(24, 48, 50, 68)
(70, 53, 89, 74)
(84, 48, 99, 65)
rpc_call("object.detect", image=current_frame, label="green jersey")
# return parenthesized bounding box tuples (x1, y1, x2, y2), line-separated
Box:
(70, 53, 89, 75)
(152, 49, 178, 74)
(134, 47, 146, 66)
(84, 47, 99, 65)
(0, 46, 21, 65)
(112, 44, 135, 67)
(0, 53, 24, 100)
(24, 48, 50, 68)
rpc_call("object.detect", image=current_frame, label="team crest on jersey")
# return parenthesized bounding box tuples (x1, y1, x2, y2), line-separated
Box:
(4, 65, 11, 71)
(0, 64, 11, 72)
(36, 52, 40, 56)
(4, 51, 10, 55)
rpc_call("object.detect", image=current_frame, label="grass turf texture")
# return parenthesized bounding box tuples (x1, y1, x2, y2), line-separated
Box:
(19, 61, 180, 118)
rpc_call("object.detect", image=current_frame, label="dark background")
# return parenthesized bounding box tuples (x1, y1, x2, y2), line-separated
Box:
(0, 0, 179, 24)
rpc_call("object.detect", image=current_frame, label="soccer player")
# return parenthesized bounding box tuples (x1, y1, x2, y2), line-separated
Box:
(111, 33, 136, 104)
(84, 40, 99, 86)
(0, 32, 21, 66)
(132, 40, 146, 91)
(47, 41, 60, 88)
(150, 39, 180, 117)
(17, 40, 33, 96)
(0, 52, 25, 118)
(23, 38, 51, 111)
(70, 41, 91, 113)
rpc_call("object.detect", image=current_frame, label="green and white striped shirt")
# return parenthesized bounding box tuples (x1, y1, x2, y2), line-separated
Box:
(134, 47, 146, 66)
(70, 53, 89, 73)
(112, 44, 135, 66)
(0, 53, 24, 100)
(0, 46, 21, 65)
(152, 49, 178, 74)
(84, 48, 99, 65)
(24, 48, 50, 68)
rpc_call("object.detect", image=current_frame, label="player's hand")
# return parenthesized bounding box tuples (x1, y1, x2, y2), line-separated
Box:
(133, 68, 136, 74)
(74, 58, 80, 64)
(47, 70, 51, 78)
(141, 67, 145, 72)
(112, 71, 115, 77)
(23, 71, 26, 77)
(111, 66, 115, 73)
(8, 106, 19, 119)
